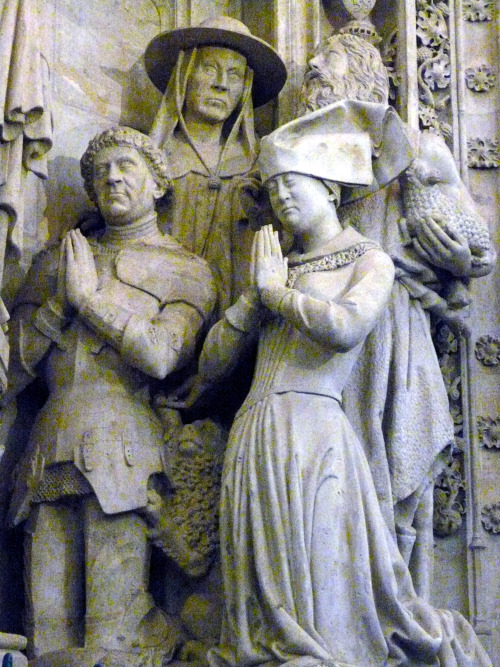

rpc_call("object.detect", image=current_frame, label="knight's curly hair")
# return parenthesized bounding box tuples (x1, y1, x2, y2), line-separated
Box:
(80, 127, 171, 205)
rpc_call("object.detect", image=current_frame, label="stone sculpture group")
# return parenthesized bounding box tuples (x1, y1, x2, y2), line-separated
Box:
(0, 12, 496, 667)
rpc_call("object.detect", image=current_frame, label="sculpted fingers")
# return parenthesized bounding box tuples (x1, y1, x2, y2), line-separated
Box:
(271, 229, 282, 259)
(69, 229, 84, 265)
(412, 237, 434, 264)
(263, 224, 273, 257)
(420, 218, 453, 255)
(65, 231, 75, 265)
(250, 232, 258, 286)
(256, 226, 266, 263)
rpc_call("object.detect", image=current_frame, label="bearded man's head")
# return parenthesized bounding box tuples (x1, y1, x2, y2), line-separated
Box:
(301, 33, 389, 113)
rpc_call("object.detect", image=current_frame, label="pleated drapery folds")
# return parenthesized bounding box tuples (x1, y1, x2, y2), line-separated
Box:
(0, 0, 52, 256)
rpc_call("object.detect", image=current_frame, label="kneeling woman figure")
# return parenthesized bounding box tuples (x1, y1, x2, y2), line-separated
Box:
(192, 101, 491, 667)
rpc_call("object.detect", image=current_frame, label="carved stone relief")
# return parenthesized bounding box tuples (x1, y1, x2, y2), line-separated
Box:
(481, 503, 500, 533)
(434, 458, 465, 537)
(463, 0, 494, 22)
(465, 65, 496, 92)
(477, 416, 500, 449)
(433, 323, 466, 537)
(415, 0, 452, 141)
(467, 139, 500, 169)
(475, 334, 500, 365)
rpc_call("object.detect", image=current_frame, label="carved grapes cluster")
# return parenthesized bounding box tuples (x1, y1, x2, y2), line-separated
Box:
(147, 419, 227, 578)
(465, 65, 496, 92)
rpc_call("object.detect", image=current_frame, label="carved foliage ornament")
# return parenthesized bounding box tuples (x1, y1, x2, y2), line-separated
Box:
(423, 53, 451, 90)
(477, 416, 500, 449)
(415, 0, 452, 141)
(434, 459, 465, 537)
(465, 65, 496, 92)
(433, 324, 465, 537)
(463, 0, 494, 21)
(481, 503, 500, 533)
(475, 335, 500, 365)
(382, 31, 399, 101)
(416, 5, 448, 47)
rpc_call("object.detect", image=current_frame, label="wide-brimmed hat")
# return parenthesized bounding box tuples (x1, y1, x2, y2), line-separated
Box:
(144, 15, 287, 108)
(258, 99, 414, 201)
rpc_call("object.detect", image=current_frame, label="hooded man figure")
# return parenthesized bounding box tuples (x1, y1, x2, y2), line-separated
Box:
(145, 16, 287, 312)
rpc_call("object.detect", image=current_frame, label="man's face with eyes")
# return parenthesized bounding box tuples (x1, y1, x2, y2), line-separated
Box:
(92, 146, 163, 225)
(184, 46, 247, 125)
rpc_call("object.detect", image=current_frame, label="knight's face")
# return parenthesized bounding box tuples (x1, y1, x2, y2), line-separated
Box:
(92, 146, 162, 225)
(184, 46, 247, 124)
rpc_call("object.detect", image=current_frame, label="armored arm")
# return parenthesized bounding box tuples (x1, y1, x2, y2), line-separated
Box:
(4, 245, 71, 400)
(79, 295, 205, 379)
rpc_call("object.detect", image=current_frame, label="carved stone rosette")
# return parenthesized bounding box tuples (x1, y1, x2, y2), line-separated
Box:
(481, 503, 500, 533)
(467, 138, 500, 169)
(477, 416, 500, 449)
(463, 0, 494, 21)
(475, 334, 500, 365)
(465, 65, 496, 92)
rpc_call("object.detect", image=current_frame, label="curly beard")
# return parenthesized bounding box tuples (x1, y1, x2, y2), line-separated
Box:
(300, 67, 347, 114)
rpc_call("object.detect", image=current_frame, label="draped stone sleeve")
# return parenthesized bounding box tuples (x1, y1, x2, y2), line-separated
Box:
(197, 292, 261, 387)
(262, 249, 395, 352)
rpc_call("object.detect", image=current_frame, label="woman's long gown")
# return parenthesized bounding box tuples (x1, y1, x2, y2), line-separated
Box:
(199, 226, 490, 667)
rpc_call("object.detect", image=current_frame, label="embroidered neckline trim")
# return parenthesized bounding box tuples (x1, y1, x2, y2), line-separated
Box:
(286, 241, 379, 289)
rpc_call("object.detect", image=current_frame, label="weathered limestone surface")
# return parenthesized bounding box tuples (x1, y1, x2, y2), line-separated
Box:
(0, 0, 498, 665)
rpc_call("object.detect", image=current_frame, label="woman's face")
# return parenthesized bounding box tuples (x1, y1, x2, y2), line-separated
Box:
(266, 172, 333, 236)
